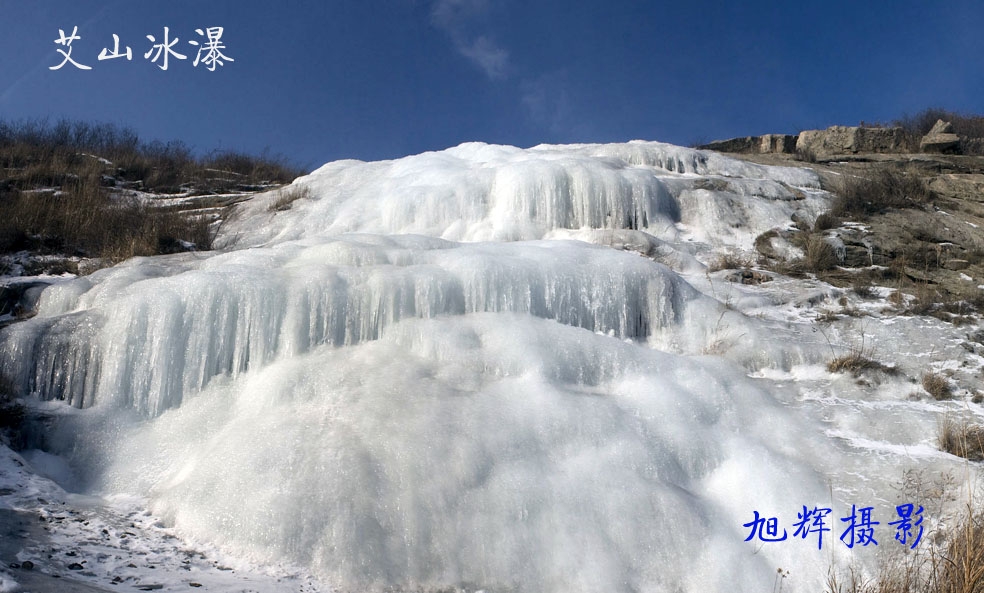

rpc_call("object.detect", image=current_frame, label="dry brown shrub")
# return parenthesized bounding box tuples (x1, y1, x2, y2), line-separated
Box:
(827, 352, 895, 376)
(805, 235, 839, 272)
(939, 417, 984, 462)
(707, 252, 754, 272)
(922, 372, 953, 400)
(832, 169, 931, 218)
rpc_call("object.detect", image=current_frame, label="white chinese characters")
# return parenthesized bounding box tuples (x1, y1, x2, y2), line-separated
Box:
(144, 27, 187, 71)
(189, 27, 234, 71)
(50, 26, 92, 70)
(50, 26, 233, 72)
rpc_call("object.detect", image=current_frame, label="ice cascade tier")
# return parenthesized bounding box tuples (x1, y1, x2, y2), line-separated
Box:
(220, 141, 825, 247)
(1, 237, 717, 415)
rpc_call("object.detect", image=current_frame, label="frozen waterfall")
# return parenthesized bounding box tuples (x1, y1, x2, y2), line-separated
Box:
(1, 141, 856, 593)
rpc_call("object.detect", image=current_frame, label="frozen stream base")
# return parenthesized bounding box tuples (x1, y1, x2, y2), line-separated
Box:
(0, 444, 330, 593)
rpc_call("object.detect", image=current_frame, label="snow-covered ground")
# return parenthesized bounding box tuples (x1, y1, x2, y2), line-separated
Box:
(0, 439, 329, 592)
(1, 140, 981, 593)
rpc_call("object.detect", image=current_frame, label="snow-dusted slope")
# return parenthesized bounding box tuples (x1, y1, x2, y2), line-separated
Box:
(2, 141, 972, 593)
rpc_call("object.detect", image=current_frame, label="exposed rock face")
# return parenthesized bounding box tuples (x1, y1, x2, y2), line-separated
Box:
(700, 137, 757, 153)
(0, 280, 50, 322)
(796, 126, 907, 158)
(700, 134, 797, 154)
(920, 119, 961, 153)
(759, 134, 798, 154)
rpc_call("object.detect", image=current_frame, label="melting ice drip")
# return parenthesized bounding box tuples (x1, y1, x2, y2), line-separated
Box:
(1, 141, 837, 592)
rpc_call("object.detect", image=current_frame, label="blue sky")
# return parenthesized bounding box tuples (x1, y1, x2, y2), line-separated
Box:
(1, 1, 982, 170)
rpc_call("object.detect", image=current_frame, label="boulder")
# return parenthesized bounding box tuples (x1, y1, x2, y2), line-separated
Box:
(943, 259, 970, 271)
(920, 120, 961, 153)
(920, 134, 961, 153)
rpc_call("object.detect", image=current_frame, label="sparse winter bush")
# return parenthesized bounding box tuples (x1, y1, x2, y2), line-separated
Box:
(0, 188, 215, 261)
(795, 147, 818, 163)
(895, 108, 984, 139)
(813, 212, 839, 232)
(804, 235, 838, 272)
(831, 169, 931, 217)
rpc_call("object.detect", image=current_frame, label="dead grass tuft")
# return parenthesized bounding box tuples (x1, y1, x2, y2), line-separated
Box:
(938, 416, 984, 462)
(804, 235, 839, 272)
(922, 372, 953, 400)
(813, 212, 840, 232)
(827, 352, 896, 377)
(268, 185, 312, 212)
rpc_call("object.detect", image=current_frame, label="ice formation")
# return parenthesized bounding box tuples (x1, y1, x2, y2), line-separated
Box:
(3, 140, 931, 593)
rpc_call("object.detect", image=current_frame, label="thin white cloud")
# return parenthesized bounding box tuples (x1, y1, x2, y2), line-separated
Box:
(430, 0, 509, 81)
(457, 36, 508, 80)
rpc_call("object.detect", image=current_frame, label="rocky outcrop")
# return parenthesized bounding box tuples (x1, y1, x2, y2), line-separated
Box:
(700, 137, 757, 153)
(796, 126, 907, 158)
(701, 134, 798, 154)
(0, 280, 50, 322)
(920, 119, 961, 153)
(759, 134, 798, 154)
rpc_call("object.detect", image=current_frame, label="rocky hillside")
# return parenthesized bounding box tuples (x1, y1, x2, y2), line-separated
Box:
(0, 119, 302, 279)
(704, 124, 984, 328)
(0, 120, 302, 326)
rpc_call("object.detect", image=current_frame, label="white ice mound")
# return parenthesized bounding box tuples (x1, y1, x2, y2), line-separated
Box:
(76, 314, 836, 593)
(0, 236, 718, 416)
(220, 141, 824, 248)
